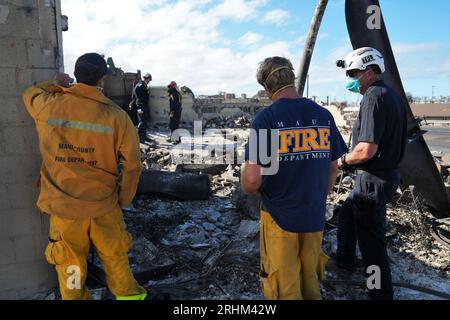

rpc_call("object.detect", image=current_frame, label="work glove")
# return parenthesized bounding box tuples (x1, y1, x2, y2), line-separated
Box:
(54, 73, 74, 88)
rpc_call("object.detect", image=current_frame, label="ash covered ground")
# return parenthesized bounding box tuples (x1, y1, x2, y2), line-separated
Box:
(32, 116, 450, 300)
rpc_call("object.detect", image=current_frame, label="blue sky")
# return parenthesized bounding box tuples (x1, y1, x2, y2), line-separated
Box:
(61, 0, 450, 101)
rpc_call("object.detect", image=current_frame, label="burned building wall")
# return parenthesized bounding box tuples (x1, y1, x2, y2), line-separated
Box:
(0, 0, 64, 299)
(148, 88, 267, 126)
(103, 71, 141, 112)
(102, 77, 199, 125)
(103, 73, 267, 127)
(149, 86, 197, 125)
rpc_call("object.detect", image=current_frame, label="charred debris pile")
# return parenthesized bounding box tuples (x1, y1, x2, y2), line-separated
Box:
(33, 114, 450, 300)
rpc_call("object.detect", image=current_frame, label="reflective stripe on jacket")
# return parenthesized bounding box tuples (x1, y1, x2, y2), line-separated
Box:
(22, 80, 142, 219)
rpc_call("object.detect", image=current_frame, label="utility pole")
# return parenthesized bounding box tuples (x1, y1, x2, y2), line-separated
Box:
(297, 0, 329, 97)
(432, 85, 435, 103)
(306, 74, 309, 98)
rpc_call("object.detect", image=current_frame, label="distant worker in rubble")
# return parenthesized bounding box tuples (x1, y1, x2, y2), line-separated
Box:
(167, 81, 183, 142)
(241, 57, 348, 300)
(22, 53, 147, 300)
(130, 73, 152, 142)
(335, 47, 407, 300)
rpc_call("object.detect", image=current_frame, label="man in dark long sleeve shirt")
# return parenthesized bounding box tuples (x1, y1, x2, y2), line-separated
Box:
(132, 73, 152, 142)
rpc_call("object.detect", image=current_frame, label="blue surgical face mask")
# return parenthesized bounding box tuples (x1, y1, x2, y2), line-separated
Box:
(345, 77, 360, 93)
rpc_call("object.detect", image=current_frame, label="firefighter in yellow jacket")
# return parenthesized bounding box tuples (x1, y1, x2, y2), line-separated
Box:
(22, 53, 147, 300)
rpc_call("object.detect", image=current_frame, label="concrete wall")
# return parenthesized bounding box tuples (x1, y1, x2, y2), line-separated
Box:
(103, 81, 198, 125)
(149, 88, 267, 125)
(324, 104, 350, 127)
(103, 71, 141, 112)
(104, 76, 267, 127)
(149, 86, 197, 125)
(0, 0, 64, 299)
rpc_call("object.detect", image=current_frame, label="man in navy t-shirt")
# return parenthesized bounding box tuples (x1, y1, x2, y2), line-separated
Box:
(241, 57, 348, 300)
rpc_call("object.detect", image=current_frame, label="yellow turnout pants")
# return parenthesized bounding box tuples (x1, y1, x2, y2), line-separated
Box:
(260, 210, 328, 300)
(44, 206, 146, 300)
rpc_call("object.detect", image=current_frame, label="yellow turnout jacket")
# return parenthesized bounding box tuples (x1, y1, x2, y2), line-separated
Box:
(22, 80, 142, 220)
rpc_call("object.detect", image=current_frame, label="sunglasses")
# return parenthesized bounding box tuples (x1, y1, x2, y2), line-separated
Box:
(347, 70, 368, 78)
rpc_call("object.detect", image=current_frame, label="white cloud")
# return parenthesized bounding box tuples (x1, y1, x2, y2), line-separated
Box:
(305, 42, 449, 100)
(307, 42, 442, 90)
(238, 32, 263, 47)
(309, 44, 352, 84)
(210, 0, 268, 21)
(261, 9, 290, 27)
(292, 32, 330, 47)
(58, 1, 450, 102)
(306, 43, 354, 100)
(392, 42, 441, 55)
(392, 42, 446, 79)
(61, 0, 295, 96)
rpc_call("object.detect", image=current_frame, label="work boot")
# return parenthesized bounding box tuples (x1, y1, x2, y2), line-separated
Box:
(140, 136, 154, 144)
(330, 252, 360, 273)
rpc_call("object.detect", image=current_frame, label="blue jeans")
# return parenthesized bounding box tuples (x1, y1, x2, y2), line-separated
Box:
(336, 170, 400, 300)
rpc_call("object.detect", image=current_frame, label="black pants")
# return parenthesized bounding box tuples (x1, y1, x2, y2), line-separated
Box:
(169, 108, 182, 133)
(137, 105, 150, 140)
(336, 170, 400, 300)
(128, 102, 139, 126)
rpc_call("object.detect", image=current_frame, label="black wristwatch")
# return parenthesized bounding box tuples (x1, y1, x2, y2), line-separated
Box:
(341, 154, 350, 170)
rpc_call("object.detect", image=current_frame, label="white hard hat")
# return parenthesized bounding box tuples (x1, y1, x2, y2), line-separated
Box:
(336, 47, 385, 73)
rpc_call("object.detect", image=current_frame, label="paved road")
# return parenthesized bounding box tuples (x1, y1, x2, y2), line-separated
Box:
(341, 126, 450, 157)
(422, 126, 450, 155)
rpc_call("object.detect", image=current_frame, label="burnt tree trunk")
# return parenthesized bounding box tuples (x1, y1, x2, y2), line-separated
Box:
(137, 170, 211, 200)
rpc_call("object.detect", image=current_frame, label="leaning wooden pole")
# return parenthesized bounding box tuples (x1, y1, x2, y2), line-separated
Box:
(297, 0, 329, 97)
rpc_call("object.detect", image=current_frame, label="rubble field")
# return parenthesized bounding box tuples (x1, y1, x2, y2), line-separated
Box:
(31, 115, 450, 300)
